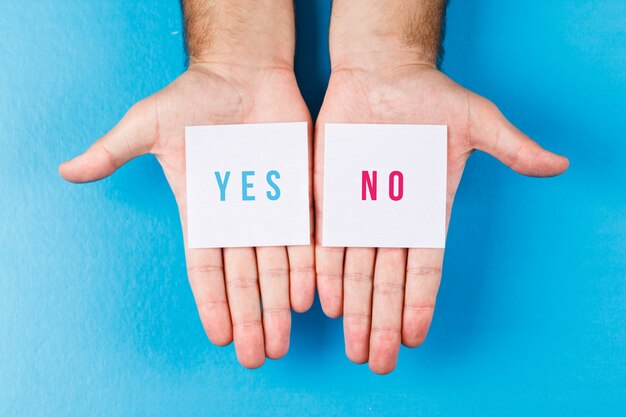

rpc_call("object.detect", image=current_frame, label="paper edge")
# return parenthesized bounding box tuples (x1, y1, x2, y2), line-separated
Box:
(321, 122, 448, 249)
(185, 121, 311, 249)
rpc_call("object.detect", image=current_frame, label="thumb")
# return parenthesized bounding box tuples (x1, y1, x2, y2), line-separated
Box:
(470, 95, 569, 177)
(59, 98, 158, 183)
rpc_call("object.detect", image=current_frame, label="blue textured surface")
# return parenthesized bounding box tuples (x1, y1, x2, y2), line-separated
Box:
(1, 1, 625, 415)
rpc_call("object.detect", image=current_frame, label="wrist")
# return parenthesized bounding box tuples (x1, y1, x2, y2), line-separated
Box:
(186, 59, 297, 95)
(184, 0, 295, 70)
(329, 45, 437, 74)
(329, 0, 443, 72)
(189, 50, 294, 73)
(189, 33, 295, 70)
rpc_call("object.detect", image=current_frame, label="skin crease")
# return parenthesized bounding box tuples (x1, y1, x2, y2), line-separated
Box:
(315, 0, 570, 374)
(59, 0, 315, 369)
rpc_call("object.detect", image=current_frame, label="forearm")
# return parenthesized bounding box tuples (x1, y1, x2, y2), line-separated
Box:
(329, 0, 446, 71)
(182, 0, 296, 68)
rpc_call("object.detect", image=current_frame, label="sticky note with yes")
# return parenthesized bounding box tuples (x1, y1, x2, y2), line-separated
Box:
(185, 122, 310, 248)
(322, 123, 447, 248)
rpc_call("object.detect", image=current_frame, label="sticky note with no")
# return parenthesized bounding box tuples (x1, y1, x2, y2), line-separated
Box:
(185, 122, 310, 248)
(322, 123, 447, 248)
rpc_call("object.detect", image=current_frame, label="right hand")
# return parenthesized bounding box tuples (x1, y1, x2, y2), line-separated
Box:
(59, 62, 315, 369)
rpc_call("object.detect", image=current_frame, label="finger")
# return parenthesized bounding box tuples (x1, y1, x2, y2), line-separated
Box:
(314, 187, 344, 318)
(59, 98, 157, 183)
(402, 248, 443, 347)
(287, 119, 316, 313)
(369, 248, 407, 375)
(256, 246, 291, 360)
(469, 94, 569, 177)
(315, 245, 345, 318)
(314, 119, 344, 318)
(342, 247, 375, 364)
(287, 245, 315, 313)
(186, 248, 233, 346)
(223, 247, 265, 369)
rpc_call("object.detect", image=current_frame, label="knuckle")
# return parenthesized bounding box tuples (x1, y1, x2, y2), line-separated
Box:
(406, 266, 442, 279)
(373, 282, 405, 295)
(507, 142, 528, 170)
(289, 266, 315, 276)
(371, 326, 402, 346)
(372, 326, 400, 342)
(258, 267, 289, 279)
(404, 303, 436, 313)
(97, 143, 119, 170)
(197, 299, 228, 315)
(262, 307, 291, 318)
(344, 272, 373, 283)
(343, 312, 372, 326)
(232, 319, 263, 329)
(317, 272, 343, 283)
(226, 276, 258, 289)
(188, 264, 224, 276)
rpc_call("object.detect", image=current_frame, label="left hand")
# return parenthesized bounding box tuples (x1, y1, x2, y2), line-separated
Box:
(314, 63, 569, 374)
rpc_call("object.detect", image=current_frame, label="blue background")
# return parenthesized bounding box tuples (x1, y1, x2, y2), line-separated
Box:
(1, 0, 625, 415)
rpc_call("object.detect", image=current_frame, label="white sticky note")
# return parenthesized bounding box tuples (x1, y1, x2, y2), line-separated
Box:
(322, 123, 447, 248)
(185, 122, 310, 248)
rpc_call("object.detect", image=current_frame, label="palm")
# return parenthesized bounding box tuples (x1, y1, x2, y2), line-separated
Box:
(318, 66, 476, 218)
(60, 64, 315, 369)
(149, 67, 311, 206)
(314, 65, 568, 373)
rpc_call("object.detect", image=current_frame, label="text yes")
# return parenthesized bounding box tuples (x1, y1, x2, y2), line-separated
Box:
(214, 170, 281, 201)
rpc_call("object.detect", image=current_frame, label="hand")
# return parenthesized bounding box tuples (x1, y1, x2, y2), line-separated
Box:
(314, 63, 569, 373)
(59, 62, 315, 368)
